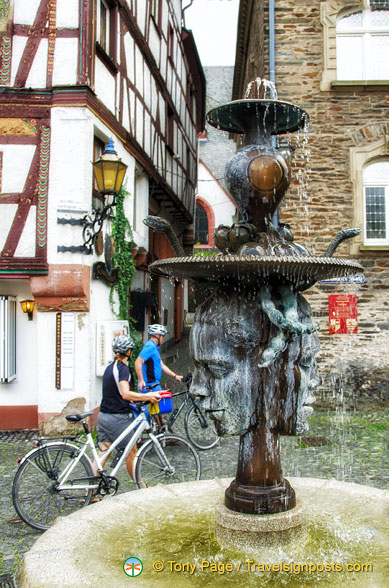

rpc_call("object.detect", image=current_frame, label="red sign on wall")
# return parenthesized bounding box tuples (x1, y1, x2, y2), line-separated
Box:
(328, 294, 358, 334)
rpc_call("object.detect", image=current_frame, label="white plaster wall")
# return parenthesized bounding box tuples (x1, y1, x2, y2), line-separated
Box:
(0, 205, 17, 252)
(84, 280, 115, 410)
(94, 59, 116, 115)
(123, 32, 135, 84)
(144, 112, 151, 156)
(0, 144, 36, 193)
(148, 22, 161, 68)
(160, 35, 167, 80)
(10, 36, 28, 86)
(136, 97, 144, 148)
(56, 0, 79, 28)
(36, 310, 93, 414)
(0, 280, 38, 406)
(26, 39, 48, 88)
(136, 0, 147, 36)
(144, 65, 151, 111)
(53, 38, 78, 86)
(15, 206, 36, 258)
(13, 0, 41, 26)
(129, 88, 135, 133)
(197, 162, 236, 227)
(135, 46, 144, 96)
(47, 107, 93, 265)
(171, 0, 182, 25)
(130, 172, 149, 248)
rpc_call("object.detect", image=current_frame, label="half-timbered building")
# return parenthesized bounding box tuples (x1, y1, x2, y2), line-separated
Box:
(0, 0, 205, 430)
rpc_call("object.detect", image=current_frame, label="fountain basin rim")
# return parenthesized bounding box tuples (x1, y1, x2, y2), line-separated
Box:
(20, 478, 389, 588)
(149, 255, 364, 290)
(206, 99, 309, 136)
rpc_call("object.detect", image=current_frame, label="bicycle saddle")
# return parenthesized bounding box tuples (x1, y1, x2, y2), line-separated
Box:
(66, 411, 94, 422)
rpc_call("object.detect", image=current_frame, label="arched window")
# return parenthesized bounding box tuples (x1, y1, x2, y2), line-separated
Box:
(336, 7, 389, 80)
(363, 160, 389, 244)
(195, 202, 209, 244)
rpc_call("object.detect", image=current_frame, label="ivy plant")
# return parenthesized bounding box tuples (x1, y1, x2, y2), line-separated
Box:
(109, 186, 142, 363)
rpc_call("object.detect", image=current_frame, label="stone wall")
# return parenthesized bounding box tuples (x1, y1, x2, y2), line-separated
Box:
(235, 0, 389, 405)
(201, 66, 237, 190)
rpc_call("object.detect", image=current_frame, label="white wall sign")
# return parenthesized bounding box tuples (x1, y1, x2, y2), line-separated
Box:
(56, 312, 75, 390)
(95, 320, 129, 376)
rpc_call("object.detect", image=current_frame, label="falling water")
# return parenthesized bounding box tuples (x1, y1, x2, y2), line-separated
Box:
(244, 77, 278, 100)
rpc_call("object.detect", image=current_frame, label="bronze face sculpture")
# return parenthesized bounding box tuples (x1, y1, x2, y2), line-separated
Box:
(190, 285, 320, 514)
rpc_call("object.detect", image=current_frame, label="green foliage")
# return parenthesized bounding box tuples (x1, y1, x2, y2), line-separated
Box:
(193, 249, 218, 257)
(109, 186, 142, 371)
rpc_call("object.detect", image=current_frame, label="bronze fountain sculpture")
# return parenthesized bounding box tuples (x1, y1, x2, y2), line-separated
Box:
(146, 79, 363, 517)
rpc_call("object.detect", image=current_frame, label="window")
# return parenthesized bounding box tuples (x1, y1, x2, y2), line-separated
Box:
(98, 0, 110, 53)
(195, 202, 209, 245)
(349, 130, 389, 252)
(363, 160, 389, 244)
(151, 0, 162, 31)
(97, 0, 116, 60)
(168, 24, 174, 59)
(166, 106, 174, 153)
(336, 7, 389, 80)
(0, 296, 16, 383)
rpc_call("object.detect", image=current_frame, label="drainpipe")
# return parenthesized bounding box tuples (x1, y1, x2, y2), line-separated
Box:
(269, 0, 279, 226)
(269, 0, 276, 96)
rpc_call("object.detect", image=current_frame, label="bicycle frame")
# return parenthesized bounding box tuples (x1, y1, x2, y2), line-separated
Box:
(27, 409, 175, 493)
(167, 388, 205, 429)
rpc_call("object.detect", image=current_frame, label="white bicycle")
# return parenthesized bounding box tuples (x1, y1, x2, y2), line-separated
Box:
(12, 403, 201, 531)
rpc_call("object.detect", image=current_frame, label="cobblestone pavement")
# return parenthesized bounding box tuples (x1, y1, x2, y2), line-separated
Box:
(0, 334, 387, 586)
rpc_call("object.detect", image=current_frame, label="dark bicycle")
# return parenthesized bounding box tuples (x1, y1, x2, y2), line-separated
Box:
(153, 374, 219, 450)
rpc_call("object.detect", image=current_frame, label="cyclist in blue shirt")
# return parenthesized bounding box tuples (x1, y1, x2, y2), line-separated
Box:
(135, 324, 183, 427)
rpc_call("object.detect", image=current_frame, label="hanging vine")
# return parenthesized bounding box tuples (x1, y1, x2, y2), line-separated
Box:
(109, 186, 143, 364)
(109, 186, 136, 319)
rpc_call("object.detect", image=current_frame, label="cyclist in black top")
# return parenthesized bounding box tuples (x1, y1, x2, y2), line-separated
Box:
(97, 334, 160, 479)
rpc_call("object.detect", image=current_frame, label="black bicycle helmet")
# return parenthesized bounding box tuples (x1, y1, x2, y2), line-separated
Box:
(112, 334, 135, 355)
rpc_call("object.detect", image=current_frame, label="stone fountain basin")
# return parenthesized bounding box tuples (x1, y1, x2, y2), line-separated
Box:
(20, 478, 388, 588)
(149, 255, 364, 290)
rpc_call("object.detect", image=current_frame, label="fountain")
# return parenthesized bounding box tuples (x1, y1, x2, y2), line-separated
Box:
(147, 78, 363, 532)
(20, 82, 388, 586)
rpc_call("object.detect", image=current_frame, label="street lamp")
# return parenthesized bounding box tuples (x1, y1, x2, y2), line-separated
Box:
(57, 138, 128, 254)
(20, 299, 35, 320)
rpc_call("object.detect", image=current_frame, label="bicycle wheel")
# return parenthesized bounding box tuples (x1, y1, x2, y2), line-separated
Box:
(12, 443, 94, 531)
(134, 434, 201, 488)
(184, 403, 219, 450)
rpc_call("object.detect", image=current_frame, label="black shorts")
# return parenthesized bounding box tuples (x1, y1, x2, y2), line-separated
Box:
(97, 411, 135, 450)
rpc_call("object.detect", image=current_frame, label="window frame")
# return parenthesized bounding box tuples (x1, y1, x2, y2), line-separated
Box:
(336, 7, 389, 81)
(0, 295, 17, 383)
(320, 1, 389, 90)
(96, 0, 118, 66)
(195, 201, 209, 245)
(363, 161, 389, 245)
(350, 135, 389, 252)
